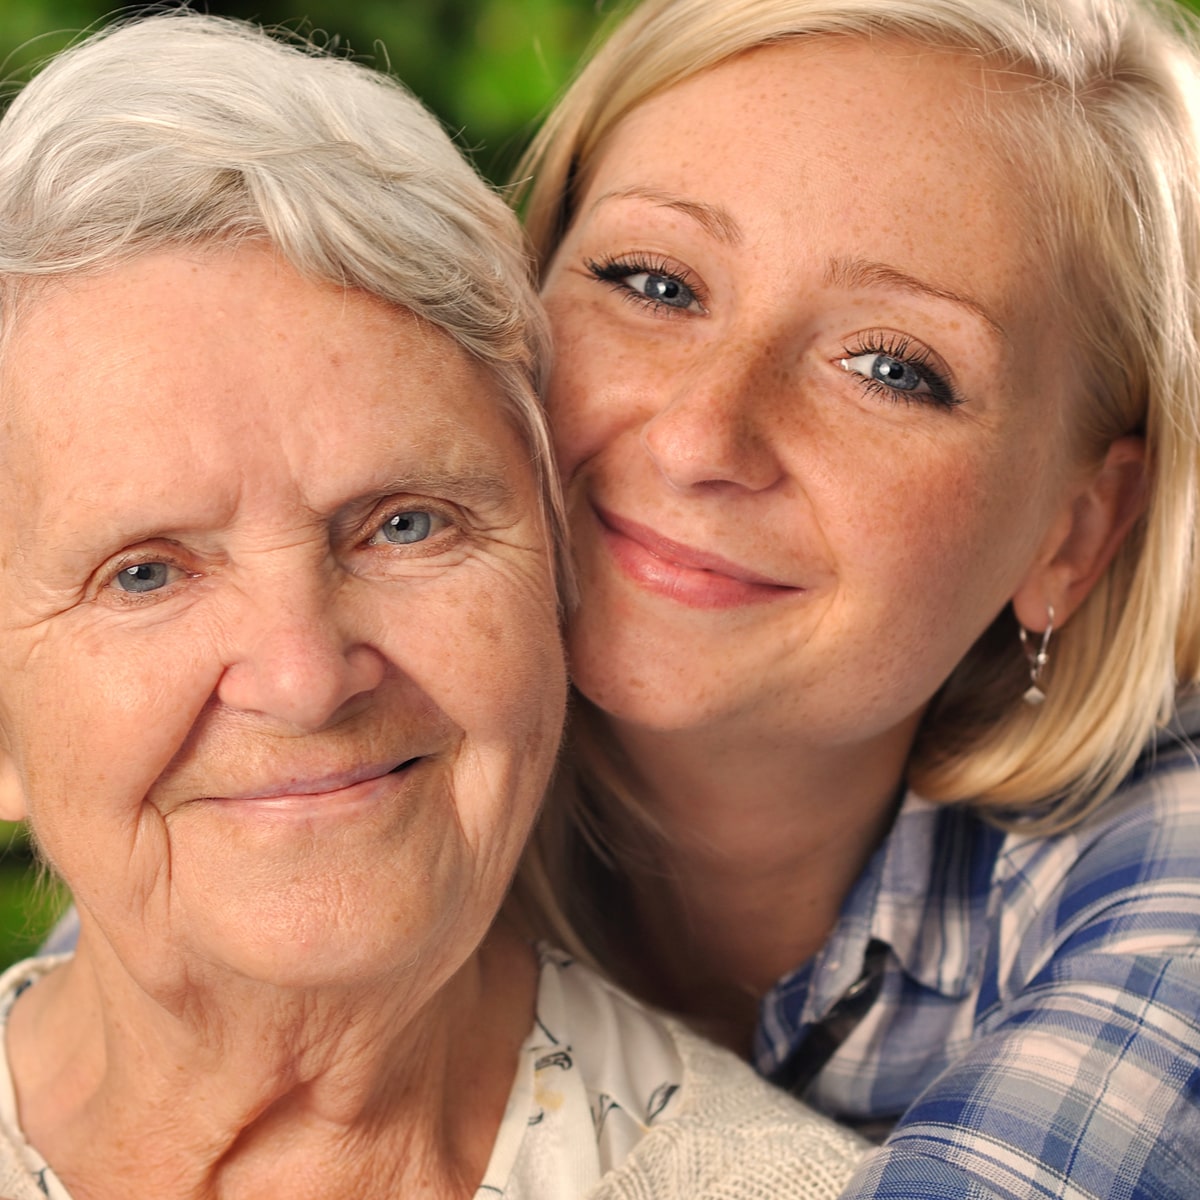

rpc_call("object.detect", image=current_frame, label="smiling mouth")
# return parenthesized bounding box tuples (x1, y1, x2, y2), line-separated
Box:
(595, 505, 793, 587)
(592, 504, 801, 608)
(199, 757, 428, 806)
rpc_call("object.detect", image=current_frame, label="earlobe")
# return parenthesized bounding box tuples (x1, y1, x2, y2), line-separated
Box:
(0, 749, 28, 823)
(1012, 434, 1147, 630)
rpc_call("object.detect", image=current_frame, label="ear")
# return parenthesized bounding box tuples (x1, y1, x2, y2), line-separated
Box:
(0, 748, 28, 823)
(1012, 435, 1147, 631)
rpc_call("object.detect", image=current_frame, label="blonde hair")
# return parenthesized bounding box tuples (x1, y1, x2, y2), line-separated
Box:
(510, 0, 1200, 964)
(0, 11, 570, 593)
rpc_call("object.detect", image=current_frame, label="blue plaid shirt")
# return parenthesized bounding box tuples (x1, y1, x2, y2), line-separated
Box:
(756, 698, 1200, 1199)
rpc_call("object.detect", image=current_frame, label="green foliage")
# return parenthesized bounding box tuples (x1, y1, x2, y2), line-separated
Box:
(0, 826, 67, 968)
(0, 0, 609, 180)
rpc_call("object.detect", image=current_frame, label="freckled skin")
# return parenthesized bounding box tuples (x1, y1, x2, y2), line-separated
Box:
(531, 39, 1157, 1036)
(542, 39, 1087, 755)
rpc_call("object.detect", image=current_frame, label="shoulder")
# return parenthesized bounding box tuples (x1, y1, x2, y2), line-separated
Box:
(588, 1017, 867, 1200)
(995, 707, 1200, 931)
(977, 712, 1200, 1005)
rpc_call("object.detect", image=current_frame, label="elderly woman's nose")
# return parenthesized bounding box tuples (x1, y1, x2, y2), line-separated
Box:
(215, 585, 386, 731)
(639, 347, 788, 492)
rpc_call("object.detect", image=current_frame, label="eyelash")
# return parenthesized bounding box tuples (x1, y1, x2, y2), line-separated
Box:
(365, 502, 456, 550)
(841, 330, 962, 409)
(585, 254, 706, 313)
(98, 551, 193, 603)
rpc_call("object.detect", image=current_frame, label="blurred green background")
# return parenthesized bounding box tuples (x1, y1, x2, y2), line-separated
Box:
(0, 0, 610, 966)
(2, 0, 1200, 965)
(0, 0, 609, 182)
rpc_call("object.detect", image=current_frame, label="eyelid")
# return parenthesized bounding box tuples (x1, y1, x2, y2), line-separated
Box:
(95, 546, 194, 602)
(585, 252, 709, 314)
(362, 498, 459, 549)
(839, 329, 962, 409)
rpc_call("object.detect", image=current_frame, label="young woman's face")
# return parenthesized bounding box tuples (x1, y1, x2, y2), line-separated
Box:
(541, 38, 1092, 753)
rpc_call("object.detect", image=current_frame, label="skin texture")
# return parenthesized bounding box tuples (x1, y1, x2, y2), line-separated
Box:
(540, 39, 1145, 1041)
(0, 246, 567, 1198)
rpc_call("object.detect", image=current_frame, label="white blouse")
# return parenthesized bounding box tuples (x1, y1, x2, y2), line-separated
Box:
(0, 945, 684, 1200)
(477, 944, 683, 1197)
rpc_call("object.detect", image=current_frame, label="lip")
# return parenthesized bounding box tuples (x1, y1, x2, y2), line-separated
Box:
(201, 758, 421, 806)
(592, 505, 801, 609)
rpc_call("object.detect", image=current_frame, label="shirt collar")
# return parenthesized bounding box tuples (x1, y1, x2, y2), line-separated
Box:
(801, 792, 1001, 1021)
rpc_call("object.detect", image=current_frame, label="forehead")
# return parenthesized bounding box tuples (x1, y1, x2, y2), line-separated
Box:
(0, 248, 527, 535)
(581, 37, 1048, 326)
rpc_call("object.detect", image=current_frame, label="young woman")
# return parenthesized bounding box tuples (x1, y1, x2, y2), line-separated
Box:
(511, 0, 1200, 1195)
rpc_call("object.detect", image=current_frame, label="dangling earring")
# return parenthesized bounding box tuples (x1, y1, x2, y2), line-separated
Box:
(1018, 605, 1055, 706)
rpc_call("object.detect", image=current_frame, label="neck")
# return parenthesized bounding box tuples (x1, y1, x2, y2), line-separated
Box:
(596, 713, 913, 1052)
(7, 920, 536, 1200)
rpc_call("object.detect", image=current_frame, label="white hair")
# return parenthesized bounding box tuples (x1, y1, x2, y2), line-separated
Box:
(0, 11, 569, 588)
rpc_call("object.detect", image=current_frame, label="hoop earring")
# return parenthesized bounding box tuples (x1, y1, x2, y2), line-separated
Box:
(1018, 605, 1055, 706)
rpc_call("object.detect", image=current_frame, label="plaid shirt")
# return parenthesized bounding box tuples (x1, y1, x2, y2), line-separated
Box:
(757, 699, 1200, 1200)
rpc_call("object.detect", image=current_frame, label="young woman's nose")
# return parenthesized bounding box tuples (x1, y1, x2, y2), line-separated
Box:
(639, 346, 789, 492)
(216, 580, 386, 732)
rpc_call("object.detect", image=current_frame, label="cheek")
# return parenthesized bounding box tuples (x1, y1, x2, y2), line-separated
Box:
(371, 566, 566, 790)
(8, 621, 220, 849)
(825, 436, 1048, 660)
(457, 595, 565, 748)
(543, 303, 634, 481)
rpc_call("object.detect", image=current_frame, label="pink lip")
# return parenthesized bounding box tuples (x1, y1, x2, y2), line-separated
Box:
(593, 505, 800, 609)
(208, 760, 417, 804)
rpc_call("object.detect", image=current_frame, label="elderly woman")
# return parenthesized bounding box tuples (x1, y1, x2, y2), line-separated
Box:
(0, 14, 868, 1200)
(507, 0, 1200, 1196)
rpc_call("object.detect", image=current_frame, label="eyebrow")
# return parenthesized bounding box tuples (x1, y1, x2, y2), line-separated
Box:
(825, 256, 1007, 340)
(30, 466, 521, 557)
(591, 186, 744, 246)
(369, 466, 519, 509)
(585, 193, 1006, 338)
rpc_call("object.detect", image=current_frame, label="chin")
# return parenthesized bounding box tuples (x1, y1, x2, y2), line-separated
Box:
(200, 918, 460, 996)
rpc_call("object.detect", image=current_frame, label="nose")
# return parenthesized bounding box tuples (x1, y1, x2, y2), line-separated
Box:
(216, 579, 386, 732)
(640, 348, 788, 492)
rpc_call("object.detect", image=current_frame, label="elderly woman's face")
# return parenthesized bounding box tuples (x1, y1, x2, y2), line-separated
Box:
(541, 38, 1095, 751)
(0, 248, 566, 988)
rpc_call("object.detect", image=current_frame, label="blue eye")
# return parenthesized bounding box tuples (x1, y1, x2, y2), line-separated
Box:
(587, 257, 706, 314)
(844, 352, 925, 392)
(112, 562, 174, 594)
(623, 271, 699, 310)
(839, 336, 961, 409)
(374, 511, 435, 545)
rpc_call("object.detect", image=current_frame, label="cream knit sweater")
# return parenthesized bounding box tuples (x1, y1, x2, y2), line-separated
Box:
(588, 1017, 868, 1199)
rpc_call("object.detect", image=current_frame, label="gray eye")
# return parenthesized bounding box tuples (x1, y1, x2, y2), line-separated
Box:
(843, 352, 924, 392)
(114, 562, 173, 593)
(377, 511, 434, 545)
(870, 354, 922, 390)
(626, 271, 699, 310)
